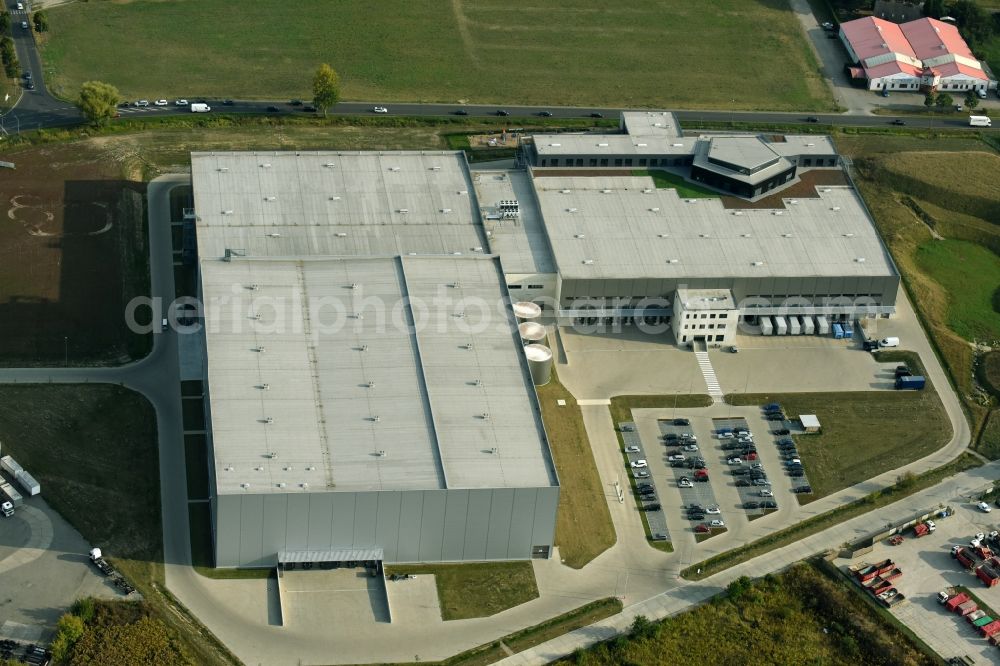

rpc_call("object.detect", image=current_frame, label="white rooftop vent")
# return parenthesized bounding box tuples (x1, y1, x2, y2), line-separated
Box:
(830, 206, 841, 211)
(277, 482, 286, 488)
(567, 208, 578, 213)
(686, 199, 697, 204)
(805, 142, 815, 147)
(789, 200, 799, 205)
(458, 190, 468, 195)
(225, 465, 234, 472)
(560, 189, 572, 194)
(221, 210, 234, 215)
(264, 196, 276, 201)
(217, 167, 229, 172)
(335, 232, 348, 237)
(843, 233, 855, 238)
(733, 211, 744, 216)
(742, 233, 752, 238)
(574, 234, 586, 239)
(773, 211, 784, 216)
(323, 162, 336, 168)
(241, 483, 251, 489)
(601, 189, 612, 194)
(306, 466, 315, 471)
(255, 466, 263, 471)
(855, 257, 867, 263)
(266, 232, 281, 238)
(672, 143, 684, 147)
(284, 466, 293, 471)
(782, 233, 792, 238)
(397, 208, 409, 214)
(472, 246, 483, 252)
(441, 208, 452, 213)
(822, 188, 832, 193)
(649, 207, 660, 212)
(699, 233, 709, 238)
(642, 188, 653, 194)
(667, 259, 679, 264)
(452, 251, 462, 256)
(329, 196, 341, 201)
(597, 142, 609, 147)
(389, 166, 401, 172)
(260, 163, 271, 168)
(300, 483, 309, 489)
(658, 233, 669, 238)
(430, 166, 441, 170)
(550, 143, 561, 147)
(582, 259, 594, 265)
(752, 261, 765, 266)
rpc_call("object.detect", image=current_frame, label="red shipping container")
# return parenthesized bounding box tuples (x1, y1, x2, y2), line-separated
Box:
(958, 600, 980, 616)
(945, 593, 970, 611)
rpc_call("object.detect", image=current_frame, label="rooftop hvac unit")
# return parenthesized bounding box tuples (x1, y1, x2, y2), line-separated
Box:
(574, 234, 586, 239)
(217, 167, 229, 172)
(260, 163, 271, 168)
(255, 466, 263, 471)
(582, 259, 594, 265)
(375, 450, 386, 457)
(465, 343, 474, 350)
(267, 452, 278, 459)
(451, 282, 461, 288)
(263, 417, 273, 424)
(389, 166, 400, 171)
(252, 313, 261, 320)
(430, 166, 441, 170)
(254, 346, 266, 353)
(264, 196, 276, 201)
(329, 196, 341, 201)
(686, 199, 697, 204)
(473, 379, 482, 386)
(221, 210, 234, 215)
(481, 413, 491, 421)
(351, 283, 359, 289)
(266, 232, 281, 237)
(560, 189, 571, 194)
(301, 483, 309, 489)
(248, 283, 260, 290)
(367, 381, 375, 388)
(490, 447, 498, 454)
(306, 466, 316, 471)
(360, 344, 368, 352)
(649, 207, 660, 212)
(241, 483, 251, 489)
(259, 383, 270, 390)
(371, 415, 380, 422)
(323, 163, 336, 167)
(667, 259, 679, 264)
(335, 232, 347, 237)
(284, 466, 293, 471)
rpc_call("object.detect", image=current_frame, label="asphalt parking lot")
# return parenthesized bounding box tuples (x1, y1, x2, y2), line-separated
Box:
(835, 500, 1000, 664)
(619, 423, 670, 542)
(659, 419, 725, 535)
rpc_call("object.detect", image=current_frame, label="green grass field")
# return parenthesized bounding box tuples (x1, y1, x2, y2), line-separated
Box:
(631, 170, 720, 198)
(729, 381, 951, 502)
(915, 239, 1000, 344)
(42, 0, 831, 111)
(384, 562, 538, 621)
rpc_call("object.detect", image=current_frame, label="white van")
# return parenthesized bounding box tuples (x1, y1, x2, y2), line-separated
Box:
(190, 103, 211, 113)
(879, 337, 900, 348)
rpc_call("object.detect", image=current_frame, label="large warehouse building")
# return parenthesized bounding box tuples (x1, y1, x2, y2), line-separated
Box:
(191, 152, 559, 568)
(189, 115, 899, 567)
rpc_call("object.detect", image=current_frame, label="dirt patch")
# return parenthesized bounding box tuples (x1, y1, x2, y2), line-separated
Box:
(0, 144, 151, 365)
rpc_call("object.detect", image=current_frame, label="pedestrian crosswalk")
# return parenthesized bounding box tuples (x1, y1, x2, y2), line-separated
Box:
(695, 350, 724, 402)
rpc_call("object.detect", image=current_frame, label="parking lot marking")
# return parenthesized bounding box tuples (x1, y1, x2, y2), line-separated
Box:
(694, 351, 724, 402)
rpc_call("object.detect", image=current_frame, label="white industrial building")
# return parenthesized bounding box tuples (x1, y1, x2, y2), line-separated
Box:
(188, 114, 900, 567)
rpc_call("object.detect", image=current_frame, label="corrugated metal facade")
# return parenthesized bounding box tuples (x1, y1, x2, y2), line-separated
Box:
(215, 487, 559, 567)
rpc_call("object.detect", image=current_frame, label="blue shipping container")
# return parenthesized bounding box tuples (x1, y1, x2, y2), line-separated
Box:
(833, 323, 845, 339)
(843, 322, 854, 338)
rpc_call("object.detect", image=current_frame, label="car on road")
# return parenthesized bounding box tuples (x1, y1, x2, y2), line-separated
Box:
(266, 106, 280, 113)
(289, 99, 303, 106)
(682, 444, 698, 452)
(629, 459, 648, 468)
(454, 109, 468, 115)
(25, 80, 33, 90)
(667, 454, 685, 462)
(20, 20, 27, 29)
(891, 119, 906, 125)
(727, 456, 743, 465)
(496, 109, 509, 116)
(301, 105, 317, 112)
(678, 477, 693, 488)
(22, 71, 30, 81)
(154, 99, 168, 106)
(759, 488, 774, 497)
(538, 110, 552, 117)
(373, 106, 388, 113)
(706, 506, 721, 515)
(673, 418, 690, 426)
(624, 445, 640, 453)
(978, 501, 992, 513)
(821, 21, 835, 30)
(135, 100, 150, 107)
(805, 116, 819, 123)
(793, 485, 812, 493)
(223, 100, 235, 106)
(642, 503, 661, 512)
(590, 112, 603, 118)
(174, 99, 189, 106)
(710, 519, 725, 528)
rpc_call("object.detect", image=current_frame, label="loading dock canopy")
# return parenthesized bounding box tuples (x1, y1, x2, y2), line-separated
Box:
(279, 548, 384, 564)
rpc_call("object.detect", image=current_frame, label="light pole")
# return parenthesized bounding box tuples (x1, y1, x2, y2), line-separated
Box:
(64, 336, 68, 366)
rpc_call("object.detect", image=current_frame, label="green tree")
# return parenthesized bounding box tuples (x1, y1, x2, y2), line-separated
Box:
(923, 0, 945, 18)
(0, 13, 10, 33)
(965, 90, 980, 111)
(3, 55, 17, 79)
(32, 10, 48, 32)
(50, 613, 86, 663)
(68, 616, 192, 666)
(924, 91, 936, 108)
(77, 80, 120, 125)
(935, 92, 954, 109)
(950, 0, 993, 47)
(311, 63, 340, 117)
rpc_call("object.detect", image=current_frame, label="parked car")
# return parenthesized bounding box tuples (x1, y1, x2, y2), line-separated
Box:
(629, 460, 648, 468)
(732, 468, 750, 476)
(753, 478, 771, 486)
(624, 445, 640, 453)
(750, 462, 763, 470)
(673, 418, 690, 426)
(695, 523, 711, 533)
(687, 511, 705, 521)
(793, 485, 812, 494)
(788, 470, 805, 478)
(154, 99, 169, 106)
(763, 403, 781, 412)
(710, 519, 725, 528)
(767, 413, 786, 421)
(773, 428, 790, 436)
(682, 444, 699, 452)
(638, 487, 656, 497)
(651, 532, 668, 541)
(718, 432, 734, 439)
(670, 461, 685, 468)
(759, 488, 774, 497)
(785, 458, 802, 466)
(687, 503, 705, 512)
(978, 501, 992, 513)
(636, 483, 653, 493)
(663, 433, 679, 442)
(678, 477, 693, 488)
(643, 503, 661, 512)
(736, 479, 752, 487)
(135, 100, 150, 107)
(706, 506, 721, 515)
(761, 500, 778, 509)
(667, 454, 685, 462)
(744, 501, 761, 509)
(631, 468, 650, 479)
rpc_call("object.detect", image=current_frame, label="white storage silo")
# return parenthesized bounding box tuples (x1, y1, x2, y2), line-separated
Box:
(518, 321, 546, 344)
(524, 344, 553, 386)
(513, 301, 542, 321)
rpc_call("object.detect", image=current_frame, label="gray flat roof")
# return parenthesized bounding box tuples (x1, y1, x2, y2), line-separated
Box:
(532, 133, 698, 157)
(202, 255, 556, 495)
(472, 170, 556, 275)
(676, 288, 736, 310)
(706, 137, 782, 172)
(191, 151, 487, 259)
(621, 111, 683, 138)
(532, 175, 897, 281)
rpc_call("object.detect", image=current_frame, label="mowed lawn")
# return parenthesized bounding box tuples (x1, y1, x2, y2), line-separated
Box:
(729, 380, 951, 501)
(916, 239, 1000, 344)
(42, 0, 831, 110)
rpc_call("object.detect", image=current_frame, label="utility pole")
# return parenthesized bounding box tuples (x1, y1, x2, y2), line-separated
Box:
(64, 336, 68, 366)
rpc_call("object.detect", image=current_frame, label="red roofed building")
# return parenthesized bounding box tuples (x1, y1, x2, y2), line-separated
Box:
(839, 16, 994, 93)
